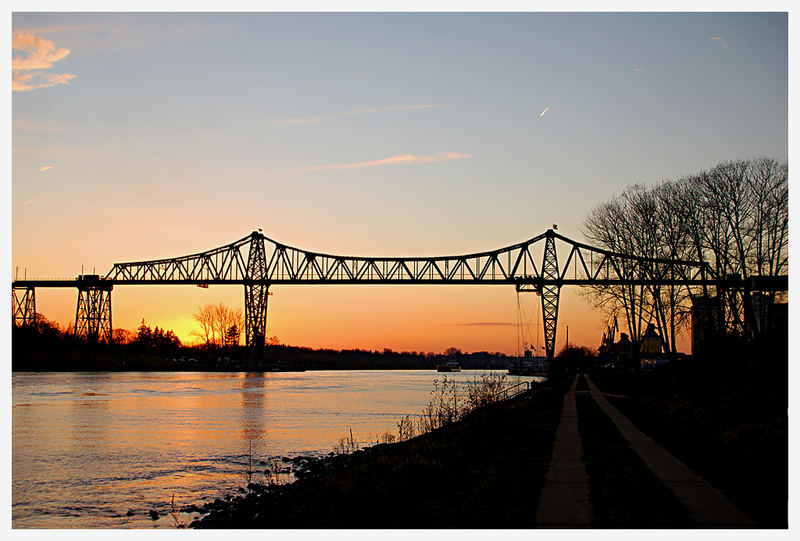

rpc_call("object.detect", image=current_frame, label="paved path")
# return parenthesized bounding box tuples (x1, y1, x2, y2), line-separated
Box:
(535, 374, 592, 527)
(584, 374, 755, 527)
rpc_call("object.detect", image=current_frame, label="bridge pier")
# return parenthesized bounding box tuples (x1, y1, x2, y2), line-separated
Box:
(244, 283, 269, 355)
(245, 232, 269, 355)
(541, 285, 560, 360)
(541, 231, 561, 360)
(12, 286, 36, 327)
(75, 276, 113, 343)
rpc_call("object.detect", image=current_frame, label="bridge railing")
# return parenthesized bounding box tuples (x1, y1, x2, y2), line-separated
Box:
(13, 276, 79, 283)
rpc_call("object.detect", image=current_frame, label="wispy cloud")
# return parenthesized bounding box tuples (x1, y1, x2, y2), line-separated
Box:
(12, 33, 76, 91)
(275, 104, 441, 126)
(20, 199, 35, 206)
(304, 151, 471, 172)
(13, 71, 76, 91)
(12, 33, 70, 70)
(709, 36, 729, 49)
(39, 166, 54, 172)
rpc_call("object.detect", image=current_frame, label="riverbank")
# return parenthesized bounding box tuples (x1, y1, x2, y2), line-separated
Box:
(191, 362, 786, 528)
(192, 377, 570, 528)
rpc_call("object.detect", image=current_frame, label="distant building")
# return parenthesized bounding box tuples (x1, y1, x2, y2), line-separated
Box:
(597, 331, 635, 369)
(639, 324, 668, 370)
(640, 324, 663, 356)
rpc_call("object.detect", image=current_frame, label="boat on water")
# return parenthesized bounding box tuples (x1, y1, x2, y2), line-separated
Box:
(436, 360, 461, 372)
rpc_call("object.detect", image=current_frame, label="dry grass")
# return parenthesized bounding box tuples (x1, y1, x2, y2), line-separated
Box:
(335, 372, 520, 453)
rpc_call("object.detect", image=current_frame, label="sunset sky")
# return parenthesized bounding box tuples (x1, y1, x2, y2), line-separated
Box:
(10, 11, 788, 354)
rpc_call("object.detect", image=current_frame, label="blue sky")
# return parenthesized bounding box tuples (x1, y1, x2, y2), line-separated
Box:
(10, 11, 790, 352)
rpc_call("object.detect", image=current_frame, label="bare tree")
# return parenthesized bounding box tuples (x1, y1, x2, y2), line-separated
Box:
(691, 159, 788, 335)
(212, 303, 242, 347)
(646, 181, 699, 352)
(192, 303, 216, 346)
(112, 328, 136, 345)
(582, 189, 653, 345)
(582, 157, 787, 350)
(747, 158, 788, 277)
(192, 302, 243, 347)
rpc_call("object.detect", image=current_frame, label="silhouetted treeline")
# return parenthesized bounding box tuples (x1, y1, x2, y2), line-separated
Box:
(11, 315, 193, 371)
(12, 316, 515, 371)
(552, 344, 596, 374)
(130, 319, 182, 353)
(258, 345, 512, 371)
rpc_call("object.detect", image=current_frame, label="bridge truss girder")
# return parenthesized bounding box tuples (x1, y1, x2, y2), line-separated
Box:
(99, 229, 725, 357)
(105, 230, 713, 287)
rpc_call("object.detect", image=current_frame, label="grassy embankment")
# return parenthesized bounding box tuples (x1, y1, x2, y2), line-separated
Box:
(193, 376, 571, 528)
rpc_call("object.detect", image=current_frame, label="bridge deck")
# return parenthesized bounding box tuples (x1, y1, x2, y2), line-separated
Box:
(12, 276, 788, 289)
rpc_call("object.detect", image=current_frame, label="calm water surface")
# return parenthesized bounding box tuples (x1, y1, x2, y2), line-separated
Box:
(12, 369, 537, 528)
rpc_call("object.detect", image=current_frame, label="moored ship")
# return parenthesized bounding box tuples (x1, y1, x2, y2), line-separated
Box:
(436, 360, 461, 372)
(508, 349, 549, 375)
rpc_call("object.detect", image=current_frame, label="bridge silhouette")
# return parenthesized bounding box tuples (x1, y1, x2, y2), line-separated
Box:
(12, 229, 787, 359)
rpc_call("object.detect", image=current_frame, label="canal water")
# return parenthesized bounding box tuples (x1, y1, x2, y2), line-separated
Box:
(12, 369, 539, 528)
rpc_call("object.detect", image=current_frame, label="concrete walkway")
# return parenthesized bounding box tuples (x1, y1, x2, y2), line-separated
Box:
(585, 374, 755, 527)
(536, 375, 592, 527)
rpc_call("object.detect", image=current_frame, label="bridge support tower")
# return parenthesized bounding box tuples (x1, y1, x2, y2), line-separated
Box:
(12, 286, 36, 327)
(245, 232, 269, 356)
(541, 231, 561, 360)
(75, 277, 113, 342)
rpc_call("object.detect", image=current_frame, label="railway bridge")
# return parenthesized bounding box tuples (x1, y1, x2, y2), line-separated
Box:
(12, 229, 787, 359)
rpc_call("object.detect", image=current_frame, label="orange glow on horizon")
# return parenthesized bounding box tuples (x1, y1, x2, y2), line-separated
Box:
(30, 284, 691, 355)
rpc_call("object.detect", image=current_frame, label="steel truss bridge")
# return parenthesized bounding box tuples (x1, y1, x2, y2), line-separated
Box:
(12, 229, 788, 359)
